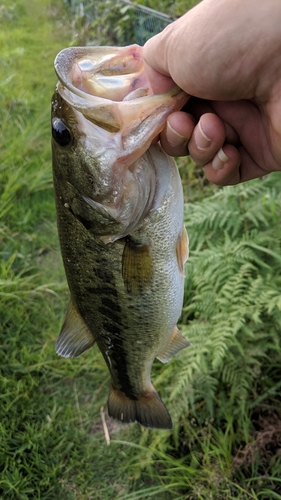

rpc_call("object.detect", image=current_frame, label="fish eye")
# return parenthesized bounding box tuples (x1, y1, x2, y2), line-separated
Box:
(52, 118, 71, 146)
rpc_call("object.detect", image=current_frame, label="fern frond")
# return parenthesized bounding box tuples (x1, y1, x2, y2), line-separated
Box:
(168, 174, 281, 421)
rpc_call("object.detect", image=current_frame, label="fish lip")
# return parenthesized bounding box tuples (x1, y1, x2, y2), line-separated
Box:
(54, 45, 144, 104)
(54, 45, 186, 106)
(54, 46, 189, 154)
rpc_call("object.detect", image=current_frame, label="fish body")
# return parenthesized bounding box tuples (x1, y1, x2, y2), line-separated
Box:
(52, 45, 190, 429)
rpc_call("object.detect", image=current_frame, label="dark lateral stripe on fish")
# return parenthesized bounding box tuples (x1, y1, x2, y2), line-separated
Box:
(102, 334, 138, 399)
(84, 287, 125, 329)
(93, 265, 114, 281)
(102, 322, 122, 338)
(85, 285, 118, 298)
(98, 307, 122, 327)
(95, 294, 138, 396)
(101, 297, 122, 312)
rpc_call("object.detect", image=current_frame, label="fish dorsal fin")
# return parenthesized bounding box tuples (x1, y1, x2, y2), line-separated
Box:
(156, 327, 191, 364)
(122, 237, 154, 293)
(56, 299, 95, 358)
(176, 224, 189, 277)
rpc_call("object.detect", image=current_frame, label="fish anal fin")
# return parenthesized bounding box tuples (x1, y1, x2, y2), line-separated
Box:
(122, 237, 153, 293)
(176, 225, 189, 277)
(56, 299, 95, 358)
(156, 326, 191, 364)
(108, 384, 172, 430)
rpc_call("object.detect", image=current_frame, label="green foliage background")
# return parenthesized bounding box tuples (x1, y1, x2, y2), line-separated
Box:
(1, 0, 281, 498)
(70, 0, 199, 47)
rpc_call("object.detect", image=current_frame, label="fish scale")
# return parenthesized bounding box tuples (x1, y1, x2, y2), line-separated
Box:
(52, 44, 190, 429)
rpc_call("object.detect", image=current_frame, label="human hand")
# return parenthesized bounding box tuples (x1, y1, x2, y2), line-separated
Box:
(143, 0, 281, 185)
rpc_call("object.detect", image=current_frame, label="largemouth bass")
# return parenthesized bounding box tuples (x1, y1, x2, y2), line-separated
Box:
(52, 45, 190, 430)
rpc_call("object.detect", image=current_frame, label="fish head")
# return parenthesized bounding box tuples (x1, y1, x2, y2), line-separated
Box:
(51, 85, 112, 201)
(52, 45, 189, 241)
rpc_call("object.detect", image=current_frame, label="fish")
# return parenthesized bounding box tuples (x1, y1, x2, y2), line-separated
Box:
(52, 44, 190, 430)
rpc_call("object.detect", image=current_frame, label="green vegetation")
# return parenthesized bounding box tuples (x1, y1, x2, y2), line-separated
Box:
(70, 0, 198, 47)
(132, 0, 199, 17)
(1, 0, 281, 499)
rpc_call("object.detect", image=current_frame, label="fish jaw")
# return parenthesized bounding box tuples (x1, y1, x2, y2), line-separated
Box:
(54, 44, 188, 173)
(54, 45, 147, 101)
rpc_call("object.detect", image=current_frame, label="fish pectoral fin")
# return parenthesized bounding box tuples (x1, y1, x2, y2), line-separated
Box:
(156, 327, 191, 364)
(56, 299, 95, 358)
(176, 224, 189, 277)
(108, 384, 173, 430)
(122, 236, 153, 293)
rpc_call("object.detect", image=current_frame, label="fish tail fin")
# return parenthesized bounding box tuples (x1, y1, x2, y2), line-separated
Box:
(107, 384, 173, 430)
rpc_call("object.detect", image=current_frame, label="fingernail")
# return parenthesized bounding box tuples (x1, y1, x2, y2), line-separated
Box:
(196, 121, 212, 149)
(212, 148, 229, 170)
(166, 121, 186, 147)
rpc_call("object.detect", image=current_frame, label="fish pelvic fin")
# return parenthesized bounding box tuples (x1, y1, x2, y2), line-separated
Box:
(56, 299, 95, 358)
(156, 326, 191, 364)
(108, 384, 173, 430)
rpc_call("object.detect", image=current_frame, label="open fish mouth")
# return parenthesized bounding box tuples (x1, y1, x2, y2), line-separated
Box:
(54, 44, 188, 135)
(55, 44, 149, 101)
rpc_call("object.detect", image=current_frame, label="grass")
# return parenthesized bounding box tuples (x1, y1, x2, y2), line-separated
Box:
(1, 0, 281, 499)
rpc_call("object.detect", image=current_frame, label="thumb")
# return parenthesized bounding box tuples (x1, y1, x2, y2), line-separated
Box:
(143, 36, 175, 94)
